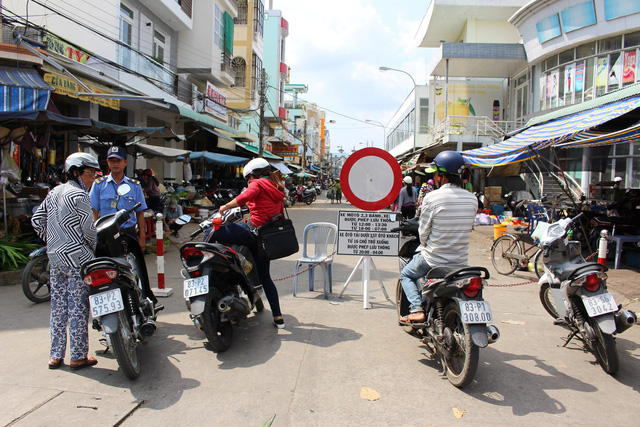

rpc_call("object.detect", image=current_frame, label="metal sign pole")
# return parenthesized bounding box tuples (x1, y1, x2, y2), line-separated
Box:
(338, 255, 391, 309)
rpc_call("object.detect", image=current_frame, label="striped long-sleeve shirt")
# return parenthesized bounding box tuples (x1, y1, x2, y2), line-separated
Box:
(31, 181, 96, 268)
(417, 183, 478, 267)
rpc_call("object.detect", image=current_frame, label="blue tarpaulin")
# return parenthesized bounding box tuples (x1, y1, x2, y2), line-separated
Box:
(0, 67, 53, 112)
(177, 151, 249, 165)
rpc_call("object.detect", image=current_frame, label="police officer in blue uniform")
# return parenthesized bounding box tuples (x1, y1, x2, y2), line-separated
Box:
(89, 146, 147, 251)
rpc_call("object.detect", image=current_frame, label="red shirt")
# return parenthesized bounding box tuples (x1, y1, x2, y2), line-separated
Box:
(235, 178, 284, 227)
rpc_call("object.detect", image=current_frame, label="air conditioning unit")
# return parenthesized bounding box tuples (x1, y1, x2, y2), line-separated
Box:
(192, 84, 204, 113)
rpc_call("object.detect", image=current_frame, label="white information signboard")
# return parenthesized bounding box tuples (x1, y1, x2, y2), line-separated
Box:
(337, 211, 401, 256)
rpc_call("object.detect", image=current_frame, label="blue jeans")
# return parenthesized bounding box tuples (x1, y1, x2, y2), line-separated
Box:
(400, 253, 433, 313)
(208, 223, 282, 318)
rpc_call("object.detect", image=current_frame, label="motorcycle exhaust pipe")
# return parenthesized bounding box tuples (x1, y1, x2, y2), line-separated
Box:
(614, 310, 637, 334)
(487, 325, 500, 344)
(140, 319, 157, 338)
(217, 295, 251, 316)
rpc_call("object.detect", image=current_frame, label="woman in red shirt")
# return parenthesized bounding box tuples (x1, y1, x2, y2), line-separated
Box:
(216, 158, 287, 328)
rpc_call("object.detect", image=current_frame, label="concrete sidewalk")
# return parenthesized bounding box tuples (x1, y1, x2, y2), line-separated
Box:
(2, 201, 639, 426)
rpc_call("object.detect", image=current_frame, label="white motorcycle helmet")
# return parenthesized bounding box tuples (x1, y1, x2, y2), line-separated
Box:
(243, 158, 270, 179)
(64, 152, 100, 173)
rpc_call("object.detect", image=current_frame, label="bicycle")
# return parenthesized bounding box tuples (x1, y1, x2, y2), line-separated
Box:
(491, 200, 554, 278)
(491, 225, 545, 278)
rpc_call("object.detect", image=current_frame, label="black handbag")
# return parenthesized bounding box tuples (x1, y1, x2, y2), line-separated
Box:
(256, 208, 299, 260)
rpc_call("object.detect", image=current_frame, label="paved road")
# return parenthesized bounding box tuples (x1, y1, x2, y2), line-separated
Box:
(2, 199, 639, 426)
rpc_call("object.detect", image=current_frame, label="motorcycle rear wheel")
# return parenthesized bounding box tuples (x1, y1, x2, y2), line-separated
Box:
(539, 282, 560, 319)
(22, 255, 51, 303)
(588, 317, 619, 375)
(202, 288, 233, 352)
(491, 234, 522, 275)
(442, 302, 479, 388)
(305, 197, 313, 205)
(109, 310, 140, 379)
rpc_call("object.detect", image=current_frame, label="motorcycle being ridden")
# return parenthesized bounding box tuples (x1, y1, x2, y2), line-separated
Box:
(395, 151, 499, 387)
(81, 184, 162, 379)
(180, 207, 265, 352)
(537, 213, 636, 374)
(394, 216, 499, 388)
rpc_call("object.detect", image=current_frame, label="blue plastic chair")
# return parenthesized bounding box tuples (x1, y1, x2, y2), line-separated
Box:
(293, 223, 337, 299)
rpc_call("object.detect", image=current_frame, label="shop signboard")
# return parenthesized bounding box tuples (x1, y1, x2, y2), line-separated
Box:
(272, 143, 299, 157)
(575, 62, 585, 92)
(205, 82, 227, 121)
(43, 73, 119, 110)
(433, 80, 504, 125)
(44, 34, 91, 63)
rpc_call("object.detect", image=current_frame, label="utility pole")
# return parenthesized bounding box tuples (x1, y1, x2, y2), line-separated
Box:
(258, 68, 266, 157)
(302, 118, 307, 171)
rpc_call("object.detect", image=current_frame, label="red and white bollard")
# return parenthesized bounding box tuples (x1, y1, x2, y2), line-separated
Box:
(597, 229, 609, 265)
(151, 212, 173, 297)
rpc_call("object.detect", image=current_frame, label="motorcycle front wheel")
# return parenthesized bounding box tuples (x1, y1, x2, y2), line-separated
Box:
(588, 317, 619, 375)
(109, 310, 140, 379)
(22, 255, 51, 303)
(533, 249, 545, 279)
(539, 282, 560, 319)
(202, 288, 233, 352)
(442, 302, 479, 388)
(305, 197, 313, 205)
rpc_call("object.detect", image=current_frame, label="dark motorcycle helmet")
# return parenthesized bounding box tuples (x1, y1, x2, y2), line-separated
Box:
(425, 151, 467, 175)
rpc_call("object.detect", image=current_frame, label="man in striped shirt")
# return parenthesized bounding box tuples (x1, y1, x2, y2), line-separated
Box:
(400, 151, 478, 323)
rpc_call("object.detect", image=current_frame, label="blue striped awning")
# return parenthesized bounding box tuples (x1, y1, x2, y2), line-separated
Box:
(554, 123, 640, 148)
(0, 67, 54, 112)
(461, 95, 640, 166)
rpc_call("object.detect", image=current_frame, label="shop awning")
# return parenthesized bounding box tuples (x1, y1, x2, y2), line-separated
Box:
(198, 125, 236, 149)
(177, 151, 249, 165)
(128, 143, 191, 162)
(0, 67, 54, 112)
(170, 103, 237, 135)
(268, 160, 293, 174)
(235, 141, 282, 160)
(81, 120, 177, 138)
(461, 95, 640, 167)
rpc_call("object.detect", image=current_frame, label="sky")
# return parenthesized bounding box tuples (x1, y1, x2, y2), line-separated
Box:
(272, 0, 436, 155)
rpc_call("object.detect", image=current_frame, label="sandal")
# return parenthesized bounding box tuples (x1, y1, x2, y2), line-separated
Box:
(70, 356, 98, 371)
(399, 312, 426, 323)
(48, 358, 63, 370)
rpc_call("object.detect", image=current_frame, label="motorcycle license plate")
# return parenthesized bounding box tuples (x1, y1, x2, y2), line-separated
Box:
(183, 276, 209, 299)
(90, 288, 124, 318)
(581, 293, 617, 317)
(459, 300, 493, 324)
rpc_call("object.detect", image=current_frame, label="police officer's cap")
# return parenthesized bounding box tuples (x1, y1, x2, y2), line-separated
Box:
(107, 146, 128, 160)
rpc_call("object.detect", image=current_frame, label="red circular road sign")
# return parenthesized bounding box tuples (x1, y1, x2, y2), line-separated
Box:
(340, 147, 402, 211)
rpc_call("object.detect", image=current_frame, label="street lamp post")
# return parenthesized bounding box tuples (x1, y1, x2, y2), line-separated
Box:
(379, 66, 417, 153)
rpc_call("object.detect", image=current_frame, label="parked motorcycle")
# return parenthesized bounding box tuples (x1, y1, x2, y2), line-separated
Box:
(180, 207, 264, 352)
(81, 184, 162, 379)
(537, 213, 637, 375)
(392, 217, 499, 388)
(22, 246, 50, 303)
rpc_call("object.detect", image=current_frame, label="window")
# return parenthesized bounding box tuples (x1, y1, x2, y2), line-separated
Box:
(251, 53, 262, 95)
(153, 30, 166, 64)
(536, 14, 562, 43)
(119, 5, 134, 68)
(214, 5, 224, 50)
(232, 57, 246, 87)
(546, 55, 558, 70)
(576, 42, 596, 59)
(598, 36, 622, 53)
(560, 1, 596, 33)
(235, 0, 248, 24)
(253, 0, 264, 37)
(559, 48, 575, 65)
(419, 98, 429, 132)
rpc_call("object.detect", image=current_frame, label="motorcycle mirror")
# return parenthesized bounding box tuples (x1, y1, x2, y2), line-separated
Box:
(117, 183, 132, 196)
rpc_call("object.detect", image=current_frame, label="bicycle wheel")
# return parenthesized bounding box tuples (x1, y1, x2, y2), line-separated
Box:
(533, 249, 545, 279)
(491, 234, 523, 275)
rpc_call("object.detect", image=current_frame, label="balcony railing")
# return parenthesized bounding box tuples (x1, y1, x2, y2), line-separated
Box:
(428, 116, 524, 143)
(118, 44, 176, 95)
(221, 51, 235, 76)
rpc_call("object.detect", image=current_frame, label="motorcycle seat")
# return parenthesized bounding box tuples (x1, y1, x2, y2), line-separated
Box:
(559, 262, 607, 281)
(426, 265, 467, 279)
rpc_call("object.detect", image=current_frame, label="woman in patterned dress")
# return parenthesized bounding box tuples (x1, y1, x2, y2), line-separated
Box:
(32, 153, 100, 370)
